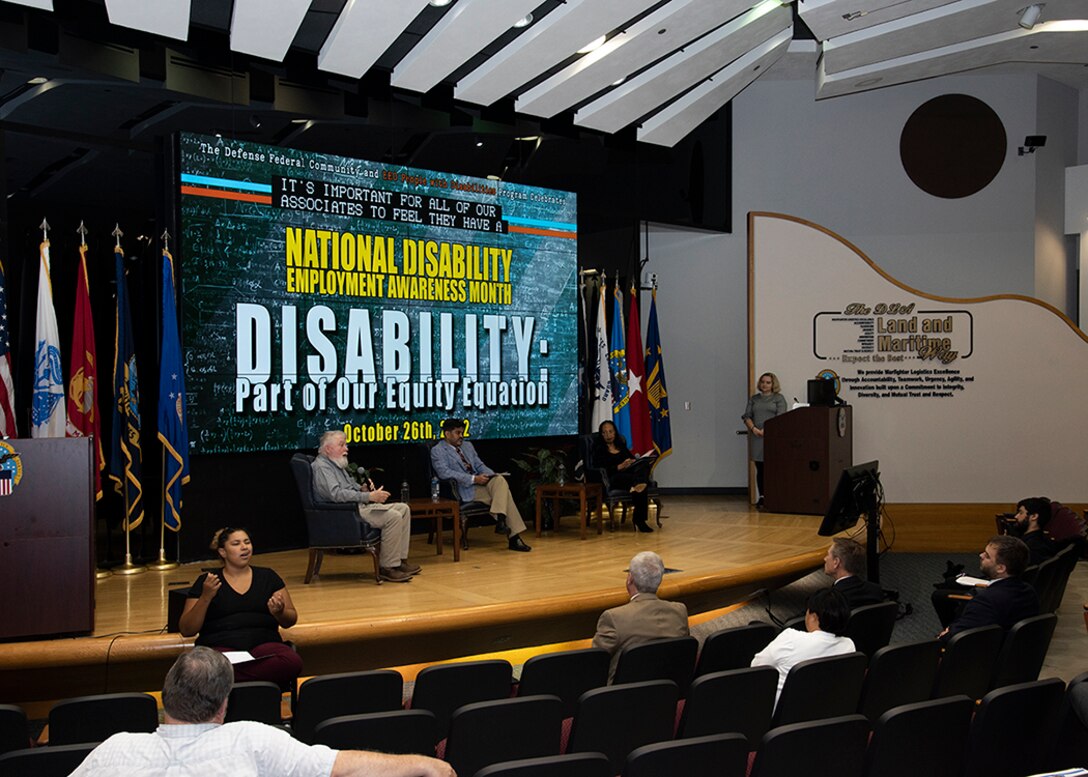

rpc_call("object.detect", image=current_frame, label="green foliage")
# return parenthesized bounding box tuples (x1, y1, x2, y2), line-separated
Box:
(512, 447, 567, 502)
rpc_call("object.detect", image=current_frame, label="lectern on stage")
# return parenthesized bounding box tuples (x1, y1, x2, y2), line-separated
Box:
(0, 437, 95, 639)
(763, 406, 852, 515)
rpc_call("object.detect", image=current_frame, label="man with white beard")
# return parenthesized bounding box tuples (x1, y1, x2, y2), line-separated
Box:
(312, 430, 417, 583)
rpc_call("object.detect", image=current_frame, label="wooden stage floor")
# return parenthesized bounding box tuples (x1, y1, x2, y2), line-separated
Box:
(2, 496, 832, 705)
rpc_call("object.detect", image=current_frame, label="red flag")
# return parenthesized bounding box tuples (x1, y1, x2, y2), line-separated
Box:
(66, 244, 105, 499)
(626, 286, 652, 455)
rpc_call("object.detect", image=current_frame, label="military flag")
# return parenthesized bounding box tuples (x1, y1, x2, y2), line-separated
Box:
(625, 286, 652, 455)
(645, 288, 672, 461)
(608, 283, 632, 444)
(66, 243, 106, 499)
(590, 276, 612, 430)
(31, 240, 66, 437)
(0, 259, 16, 438)
(157, 248, 189, 531)
(109, 247, 144, 530)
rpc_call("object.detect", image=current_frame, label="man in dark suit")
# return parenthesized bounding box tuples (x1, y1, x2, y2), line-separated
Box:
(1008, 496, 1059, 565)
(938, 535, 1038, 642)
(823, 537, 884, 609)
(592, 551, 689, 679)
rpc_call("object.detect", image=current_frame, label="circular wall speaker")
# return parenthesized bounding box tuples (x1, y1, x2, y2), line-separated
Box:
(900, 94, 1006, 199)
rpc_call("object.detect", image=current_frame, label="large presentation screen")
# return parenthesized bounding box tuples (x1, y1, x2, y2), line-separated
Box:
(178, 132, 578, 455)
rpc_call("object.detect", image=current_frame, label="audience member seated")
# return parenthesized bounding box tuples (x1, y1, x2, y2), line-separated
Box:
(751, 588, 855, 704)
(937, 535, 1038, 642)
(592, 551, 689, 679)
(1005, 497, 1059, 564)
(312, 430, 419, 582)
(431, 418, 531, 552)
(822, 538, 884, 608)
(179, 528, 302, 692)
(591, 420, 653, 533)
(69, 647, 453, 777)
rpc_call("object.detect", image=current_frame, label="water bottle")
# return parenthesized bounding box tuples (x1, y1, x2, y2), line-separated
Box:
(557, 463, 566, 486)
(400, 481, 410, 503)
(430, 476, 440, 502)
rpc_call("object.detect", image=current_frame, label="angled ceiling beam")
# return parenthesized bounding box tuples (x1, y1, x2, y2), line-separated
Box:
(104, 0, 191, 41)
(4, 0, 52, 9)
(516, 0, 757, 119)
(230, 0, 311, 63)
(798, 0, 957, 41)
(454, 0, 661, 107)
(391, 0, 540, 94)
(817, 22, 1088, 98)
(318, 0, 430, 80)
(575, 3, 791, 134)
(638, 27, 791, 147)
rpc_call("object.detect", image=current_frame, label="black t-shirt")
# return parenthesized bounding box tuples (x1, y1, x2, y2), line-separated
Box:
(186, 566, 285, 651)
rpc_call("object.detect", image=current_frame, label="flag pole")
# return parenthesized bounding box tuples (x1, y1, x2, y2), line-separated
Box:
(77, 221, 113, 580)
(111, 225, 146, 576)
(149, 229, 178, 571)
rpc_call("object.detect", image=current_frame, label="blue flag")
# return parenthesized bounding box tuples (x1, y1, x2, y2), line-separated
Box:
(109, 247, 144, 530)
(609, 284, 632, 444)
(158, 249, 189, 532)
(645, 289, 672, 462)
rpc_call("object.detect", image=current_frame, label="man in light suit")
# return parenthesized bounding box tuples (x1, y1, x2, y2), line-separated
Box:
(430, 418, 531, 552)
(592, 551, 689, 679)
(823, 537, 885, 609)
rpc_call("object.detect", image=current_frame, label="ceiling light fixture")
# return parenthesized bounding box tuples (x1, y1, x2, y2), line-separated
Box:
(513, 13, 533, 28)
(577, 36, 607, 54)
(475, 140, 484, 147)
(1018, 3, 1044, 29)
(27, 76, 48, 85)
(428, 0, 453, 7)
(612, 77, 626, 86)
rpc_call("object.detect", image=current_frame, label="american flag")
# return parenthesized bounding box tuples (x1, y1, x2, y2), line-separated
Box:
(0, 258, 16, 438)
(0, 470, 12, 496)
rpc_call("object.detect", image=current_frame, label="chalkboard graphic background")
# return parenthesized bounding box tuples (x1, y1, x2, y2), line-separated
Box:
(179, 133, 578, 455)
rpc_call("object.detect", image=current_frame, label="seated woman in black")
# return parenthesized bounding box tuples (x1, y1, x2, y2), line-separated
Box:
(179, 527, 302, 691)
(592, 420, 653, 533)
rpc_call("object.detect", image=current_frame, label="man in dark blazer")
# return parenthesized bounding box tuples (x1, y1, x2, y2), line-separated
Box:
(592, 551, 689, 679)
(823, 538, 884, 609)
(938, 535, 1038, 642)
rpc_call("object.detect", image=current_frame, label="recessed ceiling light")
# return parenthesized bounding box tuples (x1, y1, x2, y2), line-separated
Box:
(428, 0, 453, 7)
(513, 13, 533, 28)
(27, 76, 48, 85)
(290, 118, 310, 124)
(515, 135, 539, 142)
(486, 175, 501, 181)
(577, 36, 606, 54)
(475, 141, 484, 147)
(612, 77, 626, 86)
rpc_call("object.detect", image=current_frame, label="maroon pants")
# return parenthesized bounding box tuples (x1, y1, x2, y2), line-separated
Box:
(215, 642, 303, 692)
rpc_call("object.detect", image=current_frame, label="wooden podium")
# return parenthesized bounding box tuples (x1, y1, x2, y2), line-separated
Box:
(0, 437, 95, 639)
(763, 406, 852, 515)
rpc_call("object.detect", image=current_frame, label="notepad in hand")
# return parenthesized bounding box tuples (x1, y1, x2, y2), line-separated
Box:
(955, 575, 992, 588)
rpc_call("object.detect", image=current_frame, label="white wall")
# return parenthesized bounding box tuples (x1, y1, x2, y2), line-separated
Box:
(649, 71, 1084, 490)
(1035, 76, 1080, 312)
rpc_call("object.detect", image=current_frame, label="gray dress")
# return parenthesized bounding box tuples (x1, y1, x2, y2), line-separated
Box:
(742, 392, 787, 462)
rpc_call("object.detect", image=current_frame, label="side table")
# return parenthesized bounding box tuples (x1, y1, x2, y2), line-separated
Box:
(535, 482, 604, 540)
(407, 498, 462, 562)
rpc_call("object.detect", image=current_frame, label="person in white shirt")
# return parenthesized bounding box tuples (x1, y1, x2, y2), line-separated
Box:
(751, 588, 855, 705)
(70, 647, 454, 777)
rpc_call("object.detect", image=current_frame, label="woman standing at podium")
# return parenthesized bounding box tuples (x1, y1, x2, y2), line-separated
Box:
(179, 527, 302, 691)
(742, 372, 787, 507)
